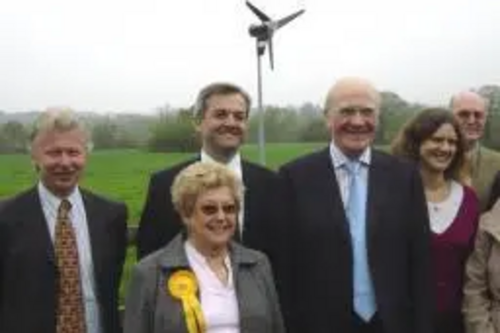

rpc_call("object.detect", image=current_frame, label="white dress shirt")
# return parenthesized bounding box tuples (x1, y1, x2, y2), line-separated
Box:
(185, 241, 240, 333)
(329, 142, 371, 207)
(201, 151, 244, 237)
(38, 182, 101, 333)
(427, 180, 464, 234)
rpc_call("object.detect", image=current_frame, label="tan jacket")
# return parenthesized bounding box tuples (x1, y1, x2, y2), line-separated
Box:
(463, 200, 500, 333)
(472, 146, 500, 212)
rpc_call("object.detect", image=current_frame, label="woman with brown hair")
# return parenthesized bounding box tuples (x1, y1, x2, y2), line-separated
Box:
(392, 107, 479, 333)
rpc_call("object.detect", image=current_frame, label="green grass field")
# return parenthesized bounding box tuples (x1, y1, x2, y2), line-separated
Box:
(0, 142, 325, 303)
(0, 143, 324, 220)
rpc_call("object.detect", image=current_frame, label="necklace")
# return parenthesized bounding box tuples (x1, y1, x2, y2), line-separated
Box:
(425, 180, 451, 204)
(429, 202, 442, 212)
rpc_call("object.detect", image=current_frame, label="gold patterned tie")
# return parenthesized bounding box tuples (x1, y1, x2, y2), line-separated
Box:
(55, 199, 86, 333)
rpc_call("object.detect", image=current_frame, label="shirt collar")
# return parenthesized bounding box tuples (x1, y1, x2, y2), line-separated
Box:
(158, 234, 260, 269)
(185, 240, 231, 269)
(37, 181, 82, 211)
(329, 141, 371, 169)
(200, 150, 242, 179)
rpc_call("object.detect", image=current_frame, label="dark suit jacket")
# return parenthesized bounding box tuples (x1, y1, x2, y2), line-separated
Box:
(274, 148, 433, 333)
(0, 187, 127, 333)
(136, 158, 279, 259)
(125, 234, 285, 333)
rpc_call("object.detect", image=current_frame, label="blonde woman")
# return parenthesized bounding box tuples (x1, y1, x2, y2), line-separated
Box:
(124, 162, 284, 333)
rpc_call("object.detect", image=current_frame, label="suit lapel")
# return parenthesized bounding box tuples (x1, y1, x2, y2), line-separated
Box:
(81, 191, 106, 300)
(241, 161, 253, 241)
(19, 187, 57, 268)
(312, 148, 352, 240)
(366, 152, 386, 260)
(230, 243, 260, 333)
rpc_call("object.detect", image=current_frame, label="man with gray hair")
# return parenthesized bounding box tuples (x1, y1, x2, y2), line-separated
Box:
(450, 91, 500, 211)
(274, 77, 432, 333)
(136, 82, 279, 260)
(0, 107, 127, 333)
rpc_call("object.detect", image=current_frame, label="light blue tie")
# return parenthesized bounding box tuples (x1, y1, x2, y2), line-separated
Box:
(345, 160, 376, 321)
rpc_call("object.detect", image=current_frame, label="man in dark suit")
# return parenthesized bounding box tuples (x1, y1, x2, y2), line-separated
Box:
(0, 108, 127, 333)
(274, 78, 433, 333)
(136, 82, 278, 259)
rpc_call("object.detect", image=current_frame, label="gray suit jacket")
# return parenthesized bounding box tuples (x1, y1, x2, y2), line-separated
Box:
(124, 234, 285, 333)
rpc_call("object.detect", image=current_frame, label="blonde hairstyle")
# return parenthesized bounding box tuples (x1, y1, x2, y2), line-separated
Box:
(171, 162, 244, 218)
(30, 107, 93, 151)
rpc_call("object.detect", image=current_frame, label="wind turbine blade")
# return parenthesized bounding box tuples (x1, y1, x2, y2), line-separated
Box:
(276, 9, 305, 29)
(246, 1, 271, 22)
(268, 37, 274, 70)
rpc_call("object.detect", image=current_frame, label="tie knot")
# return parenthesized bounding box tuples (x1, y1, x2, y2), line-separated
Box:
(344, 160, 360, 175)
(58, 199, 72, 219)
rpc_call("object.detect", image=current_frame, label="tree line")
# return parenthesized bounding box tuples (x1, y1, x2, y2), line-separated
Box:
(2, 85, 500, 154)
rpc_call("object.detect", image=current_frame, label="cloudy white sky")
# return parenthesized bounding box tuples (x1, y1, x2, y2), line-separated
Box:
(1, 0, 500, 113)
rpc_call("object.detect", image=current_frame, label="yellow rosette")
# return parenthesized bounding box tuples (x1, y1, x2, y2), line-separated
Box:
(168, 270, 206, 333)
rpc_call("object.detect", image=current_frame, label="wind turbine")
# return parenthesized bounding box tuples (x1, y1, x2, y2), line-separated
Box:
(246, 1, 305, 165)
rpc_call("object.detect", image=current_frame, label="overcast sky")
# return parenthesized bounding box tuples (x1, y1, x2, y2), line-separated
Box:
(1, 0, 500, 113)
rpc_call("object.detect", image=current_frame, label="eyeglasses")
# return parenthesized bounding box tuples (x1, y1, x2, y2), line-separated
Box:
(456, 110, 485, 120)
(199, 203, 238, 216)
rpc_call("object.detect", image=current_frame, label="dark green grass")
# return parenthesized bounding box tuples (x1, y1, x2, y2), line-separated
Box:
(0, 143, 325, 221)
(0, 143, 325, 304)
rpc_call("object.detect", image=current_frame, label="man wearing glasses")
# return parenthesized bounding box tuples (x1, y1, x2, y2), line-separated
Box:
(274, 77, 433, 333)
(451, 91, 500, 211)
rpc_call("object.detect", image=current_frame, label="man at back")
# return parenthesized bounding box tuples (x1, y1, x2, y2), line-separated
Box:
(136, 82, 278, 259)
(274, 78, 433, 333)
(451, 91, 500, 211)
(0, 108, 127, 333)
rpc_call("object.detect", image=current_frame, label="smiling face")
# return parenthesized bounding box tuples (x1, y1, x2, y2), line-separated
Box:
(419, 123, 459, 175)
(451, 92, 488, 147)
(196, 93, 248, 160)
(184, 186, 238, 251)
(325, 78, 380, 158)
(31, 128, 87, 198)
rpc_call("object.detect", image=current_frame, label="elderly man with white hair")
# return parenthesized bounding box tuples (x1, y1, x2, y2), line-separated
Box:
(450, 91, 500, 211)
(0, 107, 127, 333)
(273, 78, 433, 333)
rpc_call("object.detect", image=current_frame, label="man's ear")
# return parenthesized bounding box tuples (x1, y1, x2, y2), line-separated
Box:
(30, 148, 40, 173)
(32, 160, 40, 173)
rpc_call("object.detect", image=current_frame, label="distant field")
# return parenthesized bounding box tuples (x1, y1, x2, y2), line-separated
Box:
(0, 142, 325, 304)
(0, 142, 325, 222)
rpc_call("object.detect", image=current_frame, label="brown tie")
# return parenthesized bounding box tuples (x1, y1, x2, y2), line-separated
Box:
(55, 199, 86, 333)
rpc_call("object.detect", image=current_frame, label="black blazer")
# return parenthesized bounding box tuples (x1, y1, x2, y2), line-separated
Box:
(0, 187, 127, 333)
(136, 158, 279, 259)
(274, 148, 433, 333)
